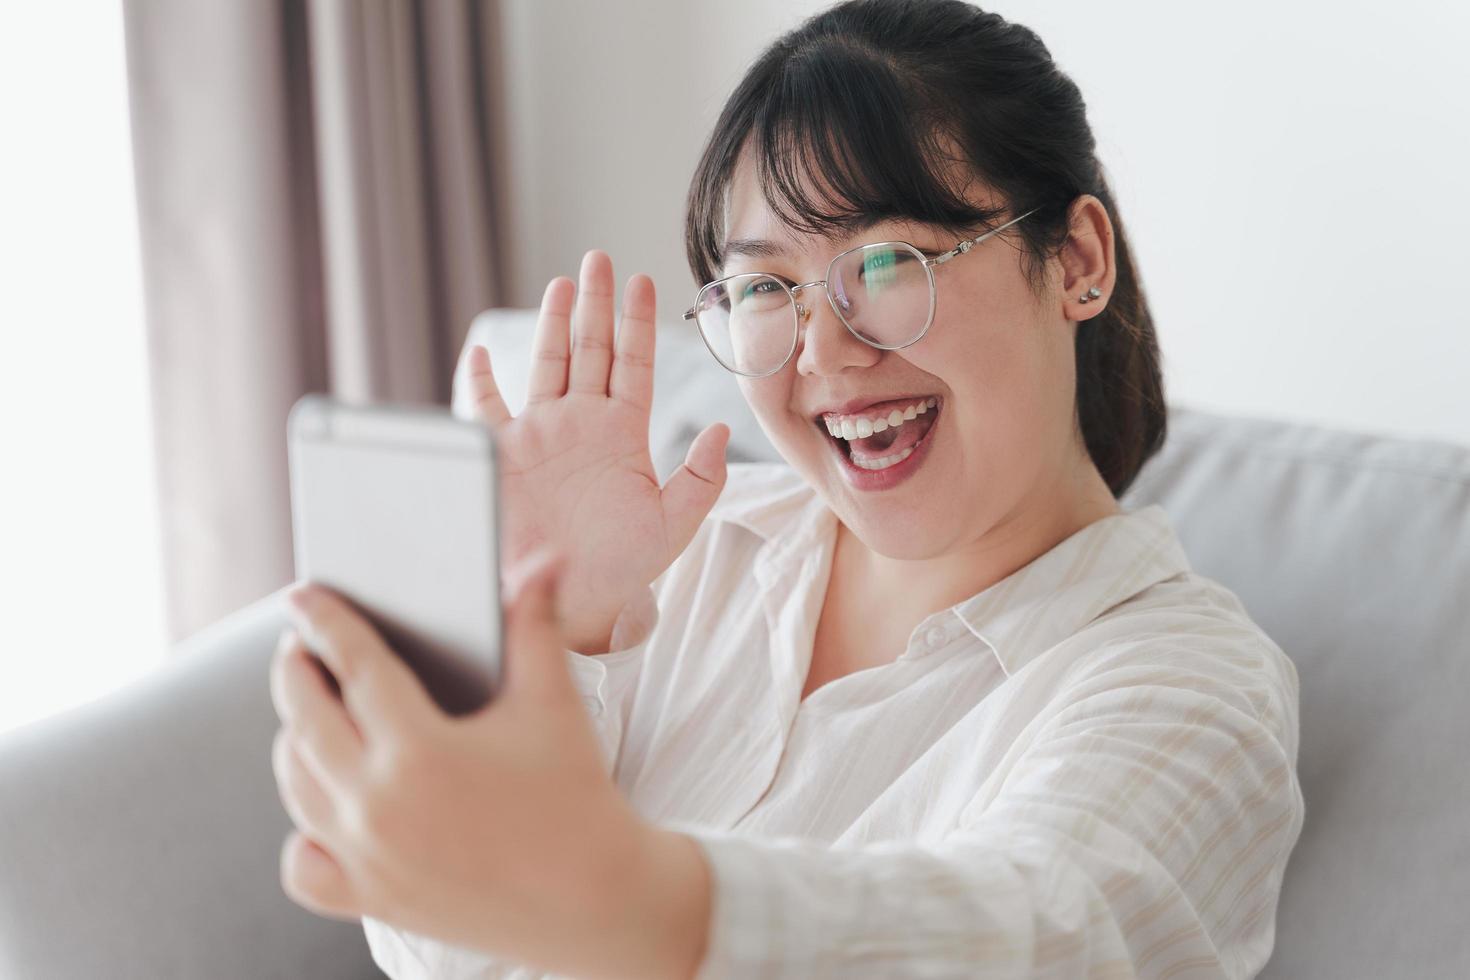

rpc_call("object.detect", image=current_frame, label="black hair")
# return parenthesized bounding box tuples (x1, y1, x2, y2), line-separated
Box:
(685, 0, 1166, 498)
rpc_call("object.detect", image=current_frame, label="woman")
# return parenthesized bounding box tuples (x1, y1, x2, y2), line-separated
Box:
(269, 1, 1304, 976)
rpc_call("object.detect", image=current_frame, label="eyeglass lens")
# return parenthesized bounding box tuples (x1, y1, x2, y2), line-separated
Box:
(694, 242, 933, 376)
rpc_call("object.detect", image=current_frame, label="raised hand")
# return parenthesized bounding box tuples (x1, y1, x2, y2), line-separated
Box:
(466, 250, 729, 654)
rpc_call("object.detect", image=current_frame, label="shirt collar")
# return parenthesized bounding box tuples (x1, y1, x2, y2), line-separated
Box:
(706, 463, 1192, 677)
(705, 463, 833, 568)
(950, 503, 1191, 676)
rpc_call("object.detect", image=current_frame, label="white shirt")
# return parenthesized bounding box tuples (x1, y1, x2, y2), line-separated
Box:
(363, 462, 1305, 979)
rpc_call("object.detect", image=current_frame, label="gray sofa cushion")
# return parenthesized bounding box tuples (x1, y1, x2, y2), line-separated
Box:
(0, 589, 383, 980)
(1119, 408, 1470, 978)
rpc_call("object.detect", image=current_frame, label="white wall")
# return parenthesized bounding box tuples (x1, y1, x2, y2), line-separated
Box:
(495, 0, 1469, 447)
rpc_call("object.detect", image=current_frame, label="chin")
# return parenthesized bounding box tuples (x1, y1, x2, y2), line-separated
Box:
(783, 421, 960, 556)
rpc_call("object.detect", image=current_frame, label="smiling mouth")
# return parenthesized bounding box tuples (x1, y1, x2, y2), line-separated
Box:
(814, 395, 941, 469)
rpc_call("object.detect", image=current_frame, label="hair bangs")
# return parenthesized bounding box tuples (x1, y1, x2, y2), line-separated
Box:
(687, 38, 1012, 287)
(753, 42, 998, 243)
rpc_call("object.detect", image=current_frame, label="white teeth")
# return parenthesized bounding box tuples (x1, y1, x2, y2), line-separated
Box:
(850, 445, 916, 470)
(823, 396, 934, 431)
(822, 397, 936, 436)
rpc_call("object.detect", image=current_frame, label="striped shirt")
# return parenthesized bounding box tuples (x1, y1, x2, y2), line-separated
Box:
(363, 461, 1305, 979)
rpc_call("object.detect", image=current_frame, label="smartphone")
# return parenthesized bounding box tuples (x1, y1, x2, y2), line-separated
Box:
(286, 394, 503, 716)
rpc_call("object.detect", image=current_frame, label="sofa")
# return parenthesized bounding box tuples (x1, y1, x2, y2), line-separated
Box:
(2, 308, 1466, 979)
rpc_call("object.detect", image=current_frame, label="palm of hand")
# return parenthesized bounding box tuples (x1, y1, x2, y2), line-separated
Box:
(495, 396, 672, 647)
(468, 251, 729, 653)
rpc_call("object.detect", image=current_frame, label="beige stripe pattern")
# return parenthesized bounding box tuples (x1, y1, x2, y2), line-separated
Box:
(362, 462, 1304, 979)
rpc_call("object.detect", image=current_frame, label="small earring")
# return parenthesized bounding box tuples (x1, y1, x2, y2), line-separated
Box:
(1078, 285, 1102, 303)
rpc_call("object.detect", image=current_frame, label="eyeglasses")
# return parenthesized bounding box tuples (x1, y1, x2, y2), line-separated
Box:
(682, 207, 1040, 377)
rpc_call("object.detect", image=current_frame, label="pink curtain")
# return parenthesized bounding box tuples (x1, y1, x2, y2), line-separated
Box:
(122, 0, 507, 644)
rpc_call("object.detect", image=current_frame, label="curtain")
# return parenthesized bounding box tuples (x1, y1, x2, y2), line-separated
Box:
(122, 0, 505, 645)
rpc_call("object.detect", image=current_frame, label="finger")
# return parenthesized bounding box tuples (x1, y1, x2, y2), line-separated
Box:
(466, 345, 512, 427)
(660, 422, 730, 553)
(285, 584, 435, 735)
(500, 549, 577, 705)
(566, 250, 616, 396)
(526, 277, 575, 404)
(609, 273, 656, 415)
(281, 830, 362, 922)
(273, 727, 338, 843)
(271, 627, 364, 785)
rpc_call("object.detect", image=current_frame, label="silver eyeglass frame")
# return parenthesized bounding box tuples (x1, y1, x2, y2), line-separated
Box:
(682, 206, 1041, 378)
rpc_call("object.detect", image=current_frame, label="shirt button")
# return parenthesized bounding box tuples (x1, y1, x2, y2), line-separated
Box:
(923, 626, 946, 649)
(581, 695, 603, 717)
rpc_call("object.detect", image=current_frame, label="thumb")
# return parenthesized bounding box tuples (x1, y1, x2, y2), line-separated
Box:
(500, 548, 576, 705)
(658, 422, 729, 552)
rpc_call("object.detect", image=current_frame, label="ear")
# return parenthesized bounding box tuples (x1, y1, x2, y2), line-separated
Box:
(1057, 194, 1117, 323)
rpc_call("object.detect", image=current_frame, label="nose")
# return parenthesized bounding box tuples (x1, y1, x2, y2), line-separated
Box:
(793, 284, 881, 377)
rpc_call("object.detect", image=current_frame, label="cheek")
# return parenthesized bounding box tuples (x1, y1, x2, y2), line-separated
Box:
(738, 376, 801, 440)
(920, 329, 1058, 464)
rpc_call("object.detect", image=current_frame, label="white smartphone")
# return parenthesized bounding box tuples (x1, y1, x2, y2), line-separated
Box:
(286, 394, 503, 716)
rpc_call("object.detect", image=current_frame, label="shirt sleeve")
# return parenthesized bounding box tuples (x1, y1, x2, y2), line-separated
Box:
(663, 645, 1305, 980)
(361, 913, 556, 980)
(359, 589, 660, 979)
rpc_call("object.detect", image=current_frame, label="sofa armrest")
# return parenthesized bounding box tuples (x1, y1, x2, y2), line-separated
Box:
(0, 589, 382, 979)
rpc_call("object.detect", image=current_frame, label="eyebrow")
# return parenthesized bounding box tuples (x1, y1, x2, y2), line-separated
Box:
(720, 218, 886, 263)
(721, 238, 791, 260)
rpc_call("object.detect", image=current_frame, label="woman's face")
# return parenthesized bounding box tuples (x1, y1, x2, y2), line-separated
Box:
(722, 154, 1116, 561)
